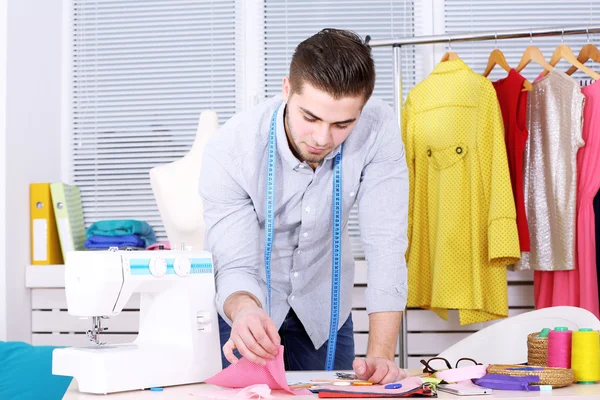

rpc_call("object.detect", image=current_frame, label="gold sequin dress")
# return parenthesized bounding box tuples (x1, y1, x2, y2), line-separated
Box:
(515, 70, 585, 271)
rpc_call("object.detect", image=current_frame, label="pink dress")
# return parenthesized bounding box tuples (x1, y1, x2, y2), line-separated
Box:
(535, 79, 600, 318)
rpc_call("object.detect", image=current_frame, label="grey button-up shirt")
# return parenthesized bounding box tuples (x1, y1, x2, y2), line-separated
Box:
(199, 95, 408, 350)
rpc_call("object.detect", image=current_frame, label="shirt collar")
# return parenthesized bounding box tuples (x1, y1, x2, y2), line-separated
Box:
(431, 59, 470, 75)
(275, 102, 342, 170)
(275, 102, 302, 170)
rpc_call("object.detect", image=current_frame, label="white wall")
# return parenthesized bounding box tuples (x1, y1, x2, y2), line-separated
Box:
(4, 0, 63, 342)
(0, 0, 7, 341)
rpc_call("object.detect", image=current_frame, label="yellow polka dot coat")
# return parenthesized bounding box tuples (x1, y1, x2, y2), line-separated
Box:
(402, 59, 521, 324)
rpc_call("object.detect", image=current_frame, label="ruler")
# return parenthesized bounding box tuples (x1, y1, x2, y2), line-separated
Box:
(264, 105, 343, 371)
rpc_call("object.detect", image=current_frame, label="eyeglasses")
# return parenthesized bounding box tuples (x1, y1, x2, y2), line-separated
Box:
(419, 357, 481, 374)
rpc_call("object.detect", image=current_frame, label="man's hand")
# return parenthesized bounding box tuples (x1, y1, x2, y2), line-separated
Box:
(355, 311, 403, 383)
(223, 304, 281, 366)
(352, 357, 406, 384)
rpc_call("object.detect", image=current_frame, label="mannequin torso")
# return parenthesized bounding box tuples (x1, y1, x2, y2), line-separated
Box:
(150, 111, 219, 250)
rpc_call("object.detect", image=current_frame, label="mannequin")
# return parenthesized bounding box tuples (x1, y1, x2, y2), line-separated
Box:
(150, 110, 219, 251)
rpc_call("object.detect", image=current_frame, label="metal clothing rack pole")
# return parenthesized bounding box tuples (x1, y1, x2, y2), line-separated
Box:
(366, 24, 600, 369)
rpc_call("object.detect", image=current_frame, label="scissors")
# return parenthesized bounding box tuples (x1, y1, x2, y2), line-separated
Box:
(335, 372, 358, 380)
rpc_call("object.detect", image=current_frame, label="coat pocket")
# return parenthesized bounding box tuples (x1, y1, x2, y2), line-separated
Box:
(427, 143, 468, 170)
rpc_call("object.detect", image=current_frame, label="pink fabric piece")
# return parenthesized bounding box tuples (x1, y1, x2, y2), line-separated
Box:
(204, 345, 310, 396)
(434, 364, 488, 383)
(146, 241, 171, 250)
(318, 376, 423, 395)
(534, 79, 600, 319)
(192, 387, 294, 399)
(236, 384, 275, 399)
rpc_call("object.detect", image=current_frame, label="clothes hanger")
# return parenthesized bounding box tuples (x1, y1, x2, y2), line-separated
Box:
(483, 33, 533, 91)
(566, 28, 600, 76)
(441, 36, 459, 61)
(483, 34, 511, 76)
(543, 30, 600, 80)
(516, 31, 555, 73)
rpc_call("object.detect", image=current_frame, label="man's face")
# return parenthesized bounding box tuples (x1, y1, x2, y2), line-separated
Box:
(281, 77, 364, 167)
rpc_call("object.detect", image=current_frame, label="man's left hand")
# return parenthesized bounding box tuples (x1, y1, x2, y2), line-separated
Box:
(352, 357, 406, 384)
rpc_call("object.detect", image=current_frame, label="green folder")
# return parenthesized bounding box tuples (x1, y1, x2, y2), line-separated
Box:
(50, 183, 86, 258)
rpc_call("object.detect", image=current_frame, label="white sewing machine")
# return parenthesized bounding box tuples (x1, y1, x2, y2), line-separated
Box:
(52, 248, 222, 394)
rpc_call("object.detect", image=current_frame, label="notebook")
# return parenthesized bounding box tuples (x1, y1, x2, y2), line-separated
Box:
(50, 183, 86, 258)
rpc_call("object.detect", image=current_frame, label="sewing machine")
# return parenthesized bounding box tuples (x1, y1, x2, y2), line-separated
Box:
(52, 248, 222, 394)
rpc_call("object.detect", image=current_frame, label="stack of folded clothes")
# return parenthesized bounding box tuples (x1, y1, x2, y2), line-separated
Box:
(84, 220, 157, 250)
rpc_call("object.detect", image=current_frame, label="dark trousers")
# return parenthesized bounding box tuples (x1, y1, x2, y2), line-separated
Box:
(218, 308, 355, 370)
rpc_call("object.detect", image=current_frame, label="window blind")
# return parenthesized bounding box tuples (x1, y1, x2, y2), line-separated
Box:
(69, 0, 238, 241)
(444, 1, 600, 82)
(262, 0, 415, 258)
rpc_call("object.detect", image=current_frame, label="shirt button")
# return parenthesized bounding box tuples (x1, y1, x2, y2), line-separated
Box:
(293, 272, 299, 278)
(297, 250, 302, 254)
(349, 192, 355, 197)
(303, 232, 308, 238)
(305, 206, 311, 213)
(290, 295, 295, 301)
(298, 164, 305, 169)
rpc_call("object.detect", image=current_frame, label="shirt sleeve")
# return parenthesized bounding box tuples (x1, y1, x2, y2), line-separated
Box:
(199, 149, 266, 326)
(358, 116, 409, 314)
(477, 83, 520, 265)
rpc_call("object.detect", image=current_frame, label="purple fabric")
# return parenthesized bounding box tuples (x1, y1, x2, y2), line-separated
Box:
(473, 374, 541, 391)
(84, 234, 145, 249)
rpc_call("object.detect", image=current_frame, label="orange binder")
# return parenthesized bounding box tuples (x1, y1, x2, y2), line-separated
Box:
(30, 183, 64, 265)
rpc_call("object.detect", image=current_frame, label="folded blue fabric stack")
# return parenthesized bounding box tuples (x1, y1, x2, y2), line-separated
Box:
(84, 219, 157, 250)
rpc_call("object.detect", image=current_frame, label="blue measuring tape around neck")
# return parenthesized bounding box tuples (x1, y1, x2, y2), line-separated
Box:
(264, 105, 343, 371)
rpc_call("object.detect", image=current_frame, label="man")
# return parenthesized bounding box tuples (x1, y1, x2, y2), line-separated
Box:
(199, 28, 408, 384)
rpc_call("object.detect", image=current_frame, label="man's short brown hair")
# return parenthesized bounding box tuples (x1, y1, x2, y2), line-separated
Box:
(289, 28, 375, 101)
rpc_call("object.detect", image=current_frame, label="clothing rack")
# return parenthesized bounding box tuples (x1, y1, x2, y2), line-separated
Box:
(366, 24, 600, 368)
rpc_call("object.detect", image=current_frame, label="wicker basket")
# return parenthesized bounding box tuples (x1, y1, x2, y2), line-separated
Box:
(527, 332, 548, 367)
(487, 364, 575, 388)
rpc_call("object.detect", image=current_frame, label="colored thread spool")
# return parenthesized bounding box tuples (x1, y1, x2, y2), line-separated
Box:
(547, 327, 572, 369)
(571, 328, 600, 384)
(538, 328, 550, 338)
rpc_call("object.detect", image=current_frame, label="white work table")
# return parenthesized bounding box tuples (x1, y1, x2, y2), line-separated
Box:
(62, 371, 600, 399)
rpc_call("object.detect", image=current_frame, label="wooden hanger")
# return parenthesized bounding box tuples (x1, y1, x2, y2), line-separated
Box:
(484, 47, 533, 91)
(483, 49, 510, 77)
(566, 43, 600, 76)
(543, 44, 600, 79)
(441, 51, 459, 61)
(441, 36, 459, 61)
(516, 45, 554, 73)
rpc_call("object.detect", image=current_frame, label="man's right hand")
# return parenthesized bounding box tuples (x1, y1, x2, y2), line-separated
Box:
(223, 295, 281, 366)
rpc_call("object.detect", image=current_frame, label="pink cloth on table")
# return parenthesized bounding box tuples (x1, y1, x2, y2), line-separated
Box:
(204, 345, 310, 396)
(534, 79, 600, 319)
(236, 384, 275, 398)
(193, 384, 276, 399)
(434, 364, 488, 383)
